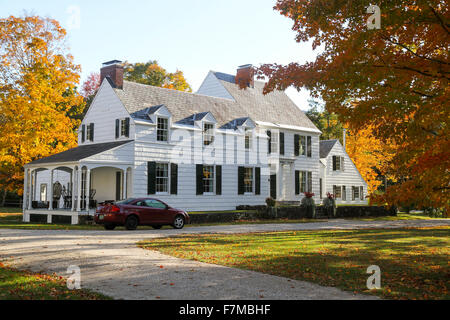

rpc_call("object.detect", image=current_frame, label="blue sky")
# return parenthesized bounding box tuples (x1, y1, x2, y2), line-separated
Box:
(1, 0, 319, 110)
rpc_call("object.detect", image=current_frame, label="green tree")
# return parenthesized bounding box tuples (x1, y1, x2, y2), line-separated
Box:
(305, 99, 344, 143)
(123, 61, 191, 92)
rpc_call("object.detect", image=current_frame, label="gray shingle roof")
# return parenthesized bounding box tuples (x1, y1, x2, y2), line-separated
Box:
(319, 140, 338, 158)
(114, 78, 318, 130)
(27, 140, 133, 165)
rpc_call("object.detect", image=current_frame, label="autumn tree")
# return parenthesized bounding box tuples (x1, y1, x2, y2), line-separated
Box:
(123, 61, 192, 92)
(305, 99, 344, 142)
(257, 1, 449, 212)
(0, 15, 83, 196)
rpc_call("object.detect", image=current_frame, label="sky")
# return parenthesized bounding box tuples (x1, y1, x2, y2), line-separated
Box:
(1, 0, 320, 110)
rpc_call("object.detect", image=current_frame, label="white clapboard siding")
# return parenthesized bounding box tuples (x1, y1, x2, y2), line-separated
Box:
(196, 71, 235, 100)
(33, 170, 70, 206)
(323, 141, 368, 204)
(78, 79, 135, 145)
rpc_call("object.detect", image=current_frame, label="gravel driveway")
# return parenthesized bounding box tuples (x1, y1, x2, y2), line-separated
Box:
(1, 219, 448, 300)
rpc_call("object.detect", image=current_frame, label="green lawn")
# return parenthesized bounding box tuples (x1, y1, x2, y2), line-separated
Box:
(0, 262, 109, 300)
(139, 227, 450, 300)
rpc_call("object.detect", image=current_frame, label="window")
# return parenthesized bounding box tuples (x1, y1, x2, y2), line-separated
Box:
(245, 128, 252, 149)
(267, 130, 278, 154)
(86, 124, 92, 141)
(333, 156, 345, 171)
(342, 186, 347, 201)
(156, 163, 169, 193)
(353, 186, 360, 200)
(40, 184, 47, 202)
(300, 136, 306, 156)
(203, 165, 215, 193)
(120, 119, 127, 137)
(203, 123, 215, 146)
(299, 171, 312, 193)
(334, 185, 342, 199)
(360, 186, 364, 200)
(144, 199, 167, 209)
(244, 167, 253, 193)
(157, 117, 169, 142)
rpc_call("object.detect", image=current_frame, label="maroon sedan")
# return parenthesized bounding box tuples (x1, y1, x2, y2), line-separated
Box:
(94, 198, 190, 230)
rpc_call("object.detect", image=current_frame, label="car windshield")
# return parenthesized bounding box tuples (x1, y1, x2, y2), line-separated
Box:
(116, 198, 136, 205)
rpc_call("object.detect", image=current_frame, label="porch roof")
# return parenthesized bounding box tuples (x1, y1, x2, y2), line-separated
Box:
(26, 140, 134, 166)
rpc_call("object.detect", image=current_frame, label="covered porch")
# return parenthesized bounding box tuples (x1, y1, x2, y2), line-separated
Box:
(22, 140, 134, 224)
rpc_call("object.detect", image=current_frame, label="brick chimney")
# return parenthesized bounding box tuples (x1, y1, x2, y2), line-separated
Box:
(235, 64, 254, 88)
(100, 60, 124, 89)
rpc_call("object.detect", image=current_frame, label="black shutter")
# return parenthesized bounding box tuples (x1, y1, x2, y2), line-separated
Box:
(196, 164, 203, 195)
(307, 171, 312, 193)
(294, 134, 300, 156)
(279, 132, 285, 155)
(90, 123, 94, 141)
(170, 163, 178, 195)
(147, 162, 156, 195)
(267, 130, 271, 154)
(125, 117, 130, 138)
(332, 156, 337, 171)
(341, 157, 345, 171)
(333, 185, 337, 197)
(238, 167, 245, 195)
(360, 186, 364, 200)
(307, 136, 312, 157)
(352, 186, 355, 200)
(115, 119, 120, 139)
(216, 165, 222, 195)
(295, 170, 300, 195)
(81, 125, 85, 143)
(255, 167, 261, 195)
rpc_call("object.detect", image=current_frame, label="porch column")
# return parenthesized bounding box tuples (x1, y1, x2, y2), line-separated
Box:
(86, 168, 91, 210)
(76, 168, 82, 212)
(48, 169, 54, 210)
(28, 169, 34, 210)
(276, 163, 283, 200)
(23, 168, 28, 210)
(122, 169, 127, 200)
(71, 168, 75, 211)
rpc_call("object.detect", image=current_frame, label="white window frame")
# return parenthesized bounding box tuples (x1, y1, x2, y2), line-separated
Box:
(156, 117, 169, 142)
(270, 130, 278, 154)
(202, 165, 215, 195)
(334, 185, 342, 199)
(245, 128, 252, 150)
(40, 184, 47, 202)
(203, 123, 215, 146)
(119, 119, 127, 137)
(244, 167, 254, 194)
(353, 186, 360, 201)
(86, 123, 93, 141)
(155, 162, 169, 194)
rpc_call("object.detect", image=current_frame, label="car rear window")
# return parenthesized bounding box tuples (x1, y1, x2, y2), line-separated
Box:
(116, 198, 136, 205)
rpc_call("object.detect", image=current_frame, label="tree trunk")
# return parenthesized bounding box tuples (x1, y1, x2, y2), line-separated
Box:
(0, 189, 6, 207)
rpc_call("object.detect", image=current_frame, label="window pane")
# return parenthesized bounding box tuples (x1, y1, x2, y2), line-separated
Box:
(145, 199, 166, 209)
(244, 167, 253, 193)
(156, 163, 168, 192)
(245, 129, 252, 149)
(270, 131, 278, 154)
(300, 171, 307, 193)
(157, 118, 168, 142)
(203, 165, 214, 193)
(335, 186, 342, 198)
(121, 119, 126, 136)
(203, 123, 214, 146)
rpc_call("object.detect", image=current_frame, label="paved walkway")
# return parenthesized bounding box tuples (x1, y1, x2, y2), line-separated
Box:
(1, 219, 448, 300)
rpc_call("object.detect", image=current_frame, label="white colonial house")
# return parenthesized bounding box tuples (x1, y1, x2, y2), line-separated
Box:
(23, 61, 367, 224)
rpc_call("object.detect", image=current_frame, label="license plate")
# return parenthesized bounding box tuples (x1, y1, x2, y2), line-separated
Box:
(99, 215, 104, 220)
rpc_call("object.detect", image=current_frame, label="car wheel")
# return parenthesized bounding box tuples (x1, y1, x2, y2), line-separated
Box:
(104, 223, 116, 230)
(152, 225, 162, 229)
(125, 216, 139, 230)
(172, 215, 185, 229)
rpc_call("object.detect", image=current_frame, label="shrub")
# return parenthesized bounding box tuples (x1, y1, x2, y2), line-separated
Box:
(300, 193, 316, 218)
(265, 197, 276, 207)
(322, 192, 337, 217)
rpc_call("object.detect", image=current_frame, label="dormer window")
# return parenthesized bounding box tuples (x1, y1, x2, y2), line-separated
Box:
(245, 128, 252, 149)
(157, 117, 169, 142)
(333, 156, 345, 171)
(203, 123, 215, 146)
(115, 118, 130, 139)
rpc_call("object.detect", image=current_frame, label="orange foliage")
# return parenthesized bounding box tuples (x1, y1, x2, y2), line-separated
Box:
(0, 15, 83, 194)
(257, 1, 449, 211)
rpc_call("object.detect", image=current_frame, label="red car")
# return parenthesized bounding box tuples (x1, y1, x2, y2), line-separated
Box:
(94, 198, 190, 230)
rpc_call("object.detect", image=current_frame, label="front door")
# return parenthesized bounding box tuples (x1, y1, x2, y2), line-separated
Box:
(270, 174, 277, 199)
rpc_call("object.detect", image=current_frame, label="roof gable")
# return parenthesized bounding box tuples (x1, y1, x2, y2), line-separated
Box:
(319, 140, 338, 158)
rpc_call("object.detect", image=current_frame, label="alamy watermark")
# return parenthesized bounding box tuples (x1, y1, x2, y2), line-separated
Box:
(66, 5, 81, 30)
(366, 5, 381, 30)
(366, 265, 381, 289)
(67, 265, 81, 290)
